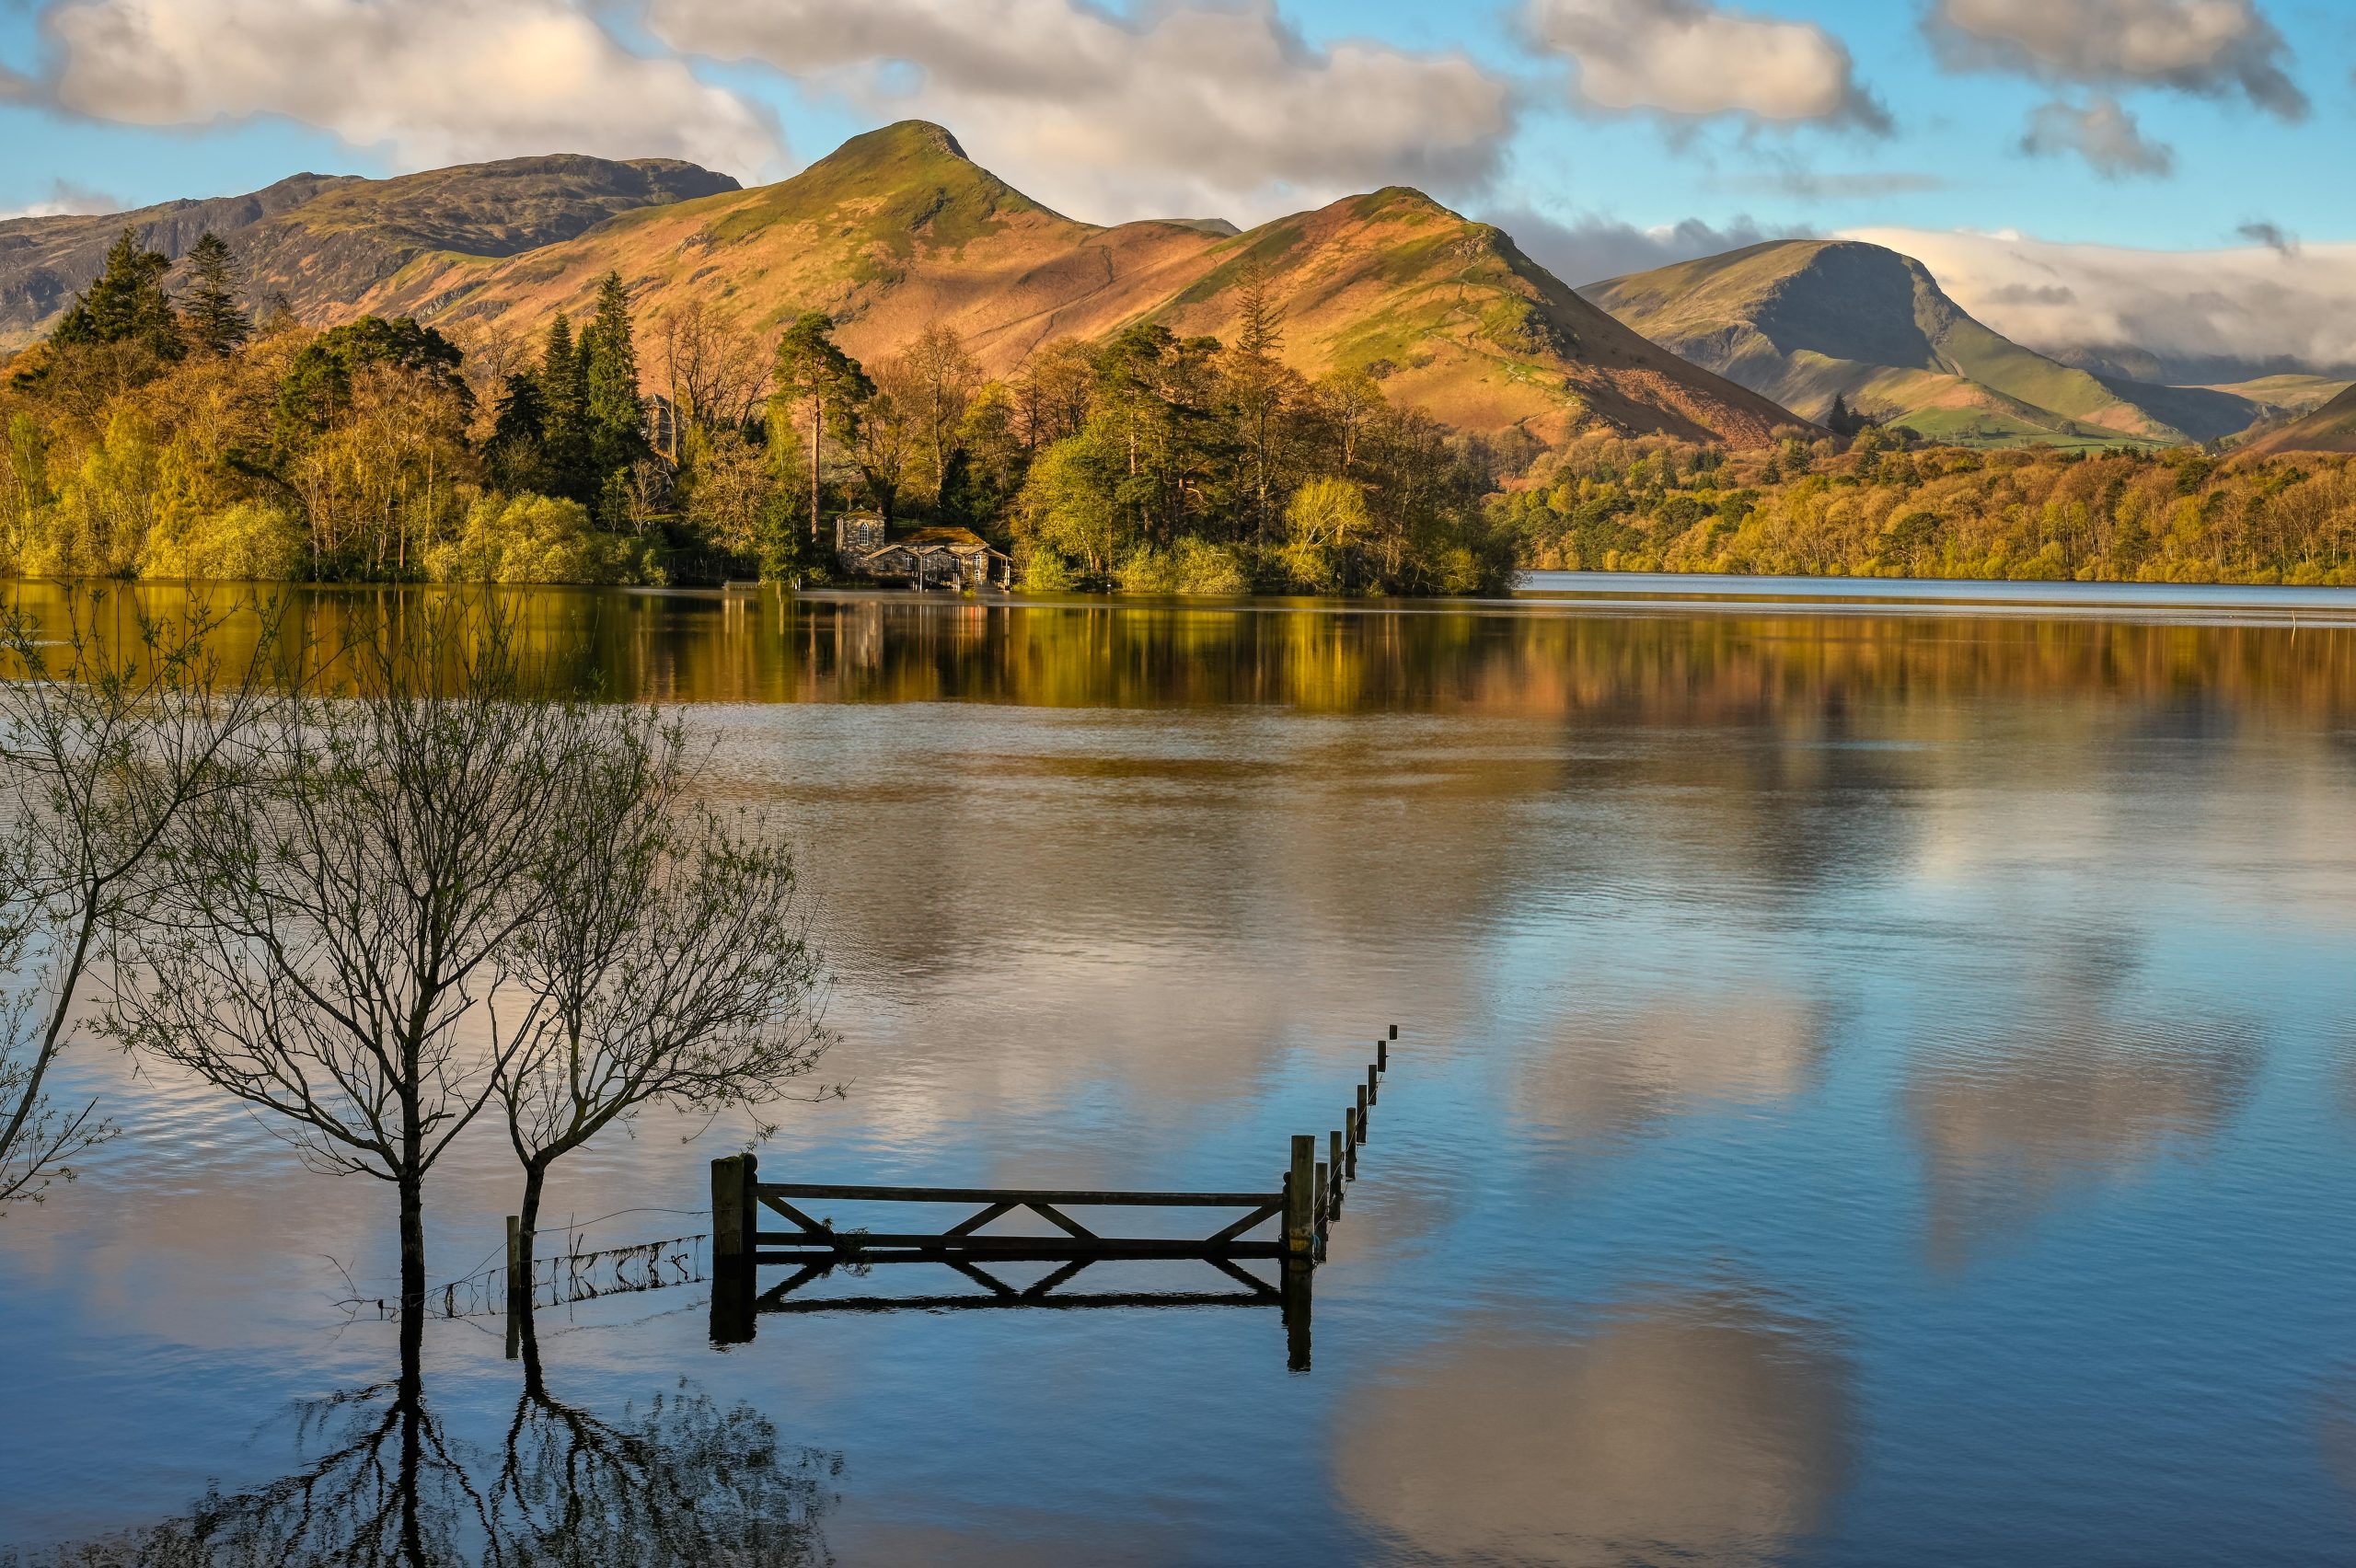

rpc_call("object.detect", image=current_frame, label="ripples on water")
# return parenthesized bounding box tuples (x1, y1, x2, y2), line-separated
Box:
(4, 582, 2356, 1565)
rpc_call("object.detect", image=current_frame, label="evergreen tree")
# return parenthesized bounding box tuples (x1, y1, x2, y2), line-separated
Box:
(178, 231, 250, 355)
(537, 314, 592, 502)
(277, 316, 468, 435)
(52, 228, 183, 360)
(487, 372, 551, 494)
(770, 312, 872, 540)
(581, 272, 648, 487)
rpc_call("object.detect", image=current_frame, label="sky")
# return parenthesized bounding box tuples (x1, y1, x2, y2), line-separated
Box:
(2, 0, 2352, 366)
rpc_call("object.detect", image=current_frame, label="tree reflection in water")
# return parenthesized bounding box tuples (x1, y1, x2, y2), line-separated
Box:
(12, 1317, 838, 1568)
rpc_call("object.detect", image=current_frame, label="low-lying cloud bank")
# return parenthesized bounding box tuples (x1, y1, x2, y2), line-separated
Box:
(1842, 225, 2356, 382)
(1496, 209, 1811, 288)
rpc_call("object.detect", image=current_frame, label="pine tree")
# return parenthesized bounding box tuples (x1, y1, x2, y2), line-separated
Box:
(178, 231, 249, 355)
(537, 314, 592, 502)
(487, 372, 550, 494)
(582, 272, 648, 484)
(770, 312, 873, 540)
(52, 228, 183, 359)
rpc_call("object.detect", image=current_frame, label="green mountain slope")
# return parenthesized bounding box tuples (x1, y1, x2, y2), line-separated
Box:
(0, 156, 739, 348)
(1581, 240, 2264, 449)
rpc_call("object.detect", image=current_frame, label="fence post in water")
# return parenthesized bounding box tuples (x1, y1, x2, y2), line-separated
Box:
(1367, 1063, 1379, 1108)
(1356, 1084, 1368, 1140)
(711, 1153, 752, 1265)
(1344, 1108, 1358, 1176)
(1287, 1136, 1317, 1259)
(1329, 1130, 1345, 1213)
(709, 1153, 757, 1345)
(1380, 1032, 1390, 1073)
(1313, 1160, 1329, 1254)
(1282, 1251, 1314, 1372)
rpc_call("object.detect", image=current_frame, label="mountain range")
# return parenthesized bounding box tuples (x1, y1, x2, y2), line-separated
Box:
(0, 156, 739, 348)
(4, 122, 2346, 455)
(1576, 240, 2342, 450)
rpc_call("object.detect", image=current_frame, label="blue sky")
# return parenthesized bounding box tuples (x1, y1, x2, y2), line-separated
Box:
(2, 0, 2350, 269)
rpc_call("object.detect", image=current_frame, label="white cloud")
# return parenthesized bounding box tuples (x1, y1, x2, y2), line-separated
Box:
(0, 177, 122, 222)
(647, 0, 1515, 223)
(1927, 0, 2306, 118)
(1492, 208, 1811, 285)
(40, 0, 782, 175)
(2019, 94, 2175, 177)
(1526, 0, 1888, 131)
(1841, 225, 2356, 378)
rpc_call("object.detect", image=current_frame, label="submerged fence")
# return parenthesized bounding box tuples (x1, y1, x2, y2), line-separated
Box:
(708, 1026, 1403, 1368)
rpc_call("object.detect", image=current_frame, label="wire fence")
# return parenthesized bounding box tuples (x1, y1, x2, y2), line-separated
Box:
(332, 1211, 710, 1323)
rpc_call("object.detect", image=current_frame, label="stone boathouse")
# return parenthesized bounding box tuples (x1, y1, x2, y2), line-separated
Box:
(835, 513, 1012, 591)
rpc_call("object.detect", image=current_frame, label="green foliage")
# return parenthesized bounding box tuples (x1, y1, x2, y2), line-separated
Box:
(535, 313, 591, 500)
(583, 271, 649, 485)
(141, 498, 306, 581)
(425, 492, 631, 584)
(1503, 432, 2356, 584)
(179, 233, 250, 357)
(51, 229, 183, 361)
(277, 315, 467, 435)
(770, 311, 874, 536)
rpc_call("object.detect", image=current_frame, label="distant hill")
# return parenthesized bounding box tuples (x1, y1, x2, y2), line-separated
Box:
(354, 121, 1799, 447)
(2047, 345, 2356, 391)
(2247, 386, 2356, 455)
(1581, 240, 2266, 448)
(0, 156, 740, 347)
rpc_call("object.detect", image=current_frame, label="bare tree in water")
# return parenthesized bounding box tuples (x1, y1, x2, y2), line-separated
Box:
(107, 601, 630, 1325)
(498, 718, 832, 1307)
(0, 589, 279, 1209)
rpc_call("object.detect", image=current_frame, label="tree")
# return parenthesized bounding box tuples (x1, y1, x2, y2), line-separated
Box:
(177, 231, 250, 356)
(497, 726, 830, 1305)
(770, 312, 873, 541)
(1227, 263, 1287, 544)
(108, 604, 639, 1328)
(486, 371, 552, 494)
(897, 324, 981, 507)
(0, 589, 278, 1208)
(658, 299, 768, 455)
(276, 316, 468, 437)
(684, 428, 776, 557)
(537, 313, 592, 502)
(51, 228, 183, 361)
(583, 271, 650, 508)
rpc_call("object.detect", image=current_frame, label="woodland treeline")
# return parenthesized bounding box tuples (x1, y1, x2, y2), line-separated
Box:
(1504, 430, 2356, 584)
(0, 228, 1517, 594)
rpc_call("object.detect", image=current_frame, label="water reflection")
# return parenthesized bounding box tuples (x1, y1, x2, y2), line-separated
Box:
(6, 1320, 839, 1568)
(1905, 952, 2260, 1266)
(1516, 992, 1836, 1142)
(1336, 1286, 1853, 1565)
(14, 582, 2356, 724)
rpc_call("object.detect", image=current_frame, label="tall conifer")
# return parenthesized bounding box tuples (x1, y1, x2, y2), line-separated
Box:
(583, 271, 647, 487)
(179, 232, 250, 355)
(538, 314, 592, 502)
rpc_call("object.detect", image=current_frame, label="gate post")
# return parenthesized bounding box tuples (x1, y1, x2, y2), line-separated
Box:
(710, 1153, 758, 1345)
(1287, 1136, 1316, 1259)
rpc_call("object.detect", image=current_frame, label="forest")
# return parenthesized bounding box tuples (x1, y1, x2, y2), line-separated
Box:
(0, 228, 1517, 594)
(1503, 428, 2356, 585)
(1498, 421, 2356, 579)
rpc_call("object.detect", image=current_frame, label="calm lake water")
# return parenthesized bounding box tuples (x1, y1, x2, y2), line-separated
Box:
(6, 582, 2356, 1565)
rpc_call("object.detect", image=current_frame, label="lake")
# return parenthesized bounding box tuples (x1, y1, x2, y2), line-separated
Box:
(5, 581, 2356, 1565)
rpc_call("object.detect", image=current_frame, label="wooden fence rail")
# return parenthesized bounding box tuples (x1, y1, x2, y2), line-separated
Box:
(708, 1023, 1403, 1368)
